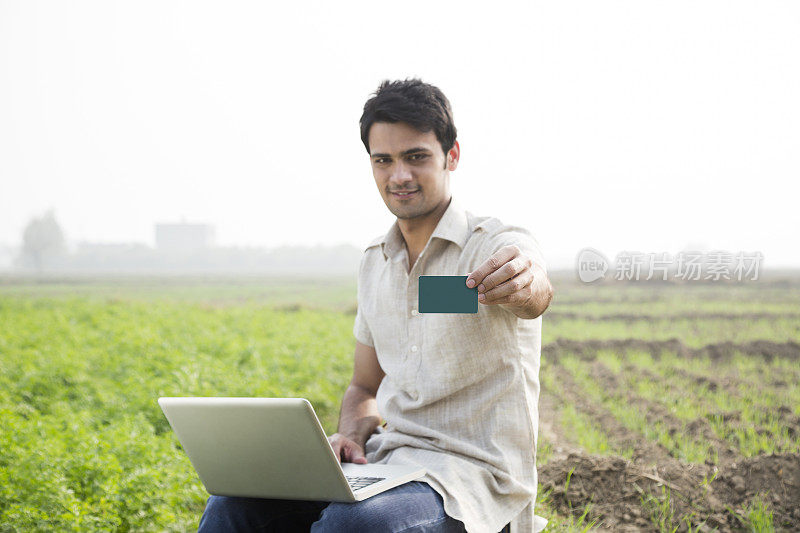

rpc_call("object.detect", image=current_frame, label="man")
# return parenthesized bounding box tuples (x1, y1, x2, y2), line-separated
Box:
(198, 79, 552, 533)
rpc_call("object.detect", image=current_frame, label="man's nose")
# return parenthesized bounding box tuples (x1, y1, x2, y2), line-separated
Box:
(389, 161, 413, 184)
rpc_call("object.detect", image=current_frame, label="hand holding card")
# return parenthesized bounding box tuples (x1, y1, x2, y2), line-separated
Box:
(466, 245, 535, 307)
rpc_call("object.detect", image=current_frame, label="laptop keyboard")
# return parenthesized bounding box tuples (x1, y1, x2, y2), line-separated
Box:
(346, 476, 385, 491)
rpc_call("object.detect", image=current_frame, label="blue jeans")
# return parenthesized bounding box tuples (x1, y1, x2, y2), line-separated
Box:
(197, 481, 469, 532)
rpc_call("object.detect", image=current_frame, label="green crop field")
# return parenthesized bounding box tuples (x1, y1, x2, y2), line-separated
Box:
(1, 274, 798, 531)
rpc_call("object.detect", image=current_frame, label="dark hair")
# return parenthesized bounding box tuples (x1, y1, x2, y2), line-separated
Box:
(360, 78, 457, 158)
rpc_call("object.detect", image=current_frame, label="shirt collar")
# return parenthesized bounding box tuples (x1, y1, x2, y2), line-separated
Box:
(379, 197, 470, 262)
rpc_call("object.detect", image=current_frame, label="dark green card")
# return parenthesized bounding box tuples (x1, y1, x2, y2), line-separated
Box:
(418, 275, 478, 313)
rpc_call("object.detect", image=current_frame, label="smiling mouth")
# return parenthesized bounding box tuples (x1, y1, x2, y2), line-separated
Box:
(391, 190, 419, 198)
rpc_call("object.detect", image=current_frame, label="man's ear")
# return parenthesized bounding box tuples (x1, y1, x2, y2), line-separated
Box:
(446, 140, 460, 171)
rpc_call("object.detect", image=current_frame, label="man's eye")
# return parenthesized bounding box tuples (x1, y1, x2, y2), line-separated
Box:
(409, 154, 427, 161)
(374, 158, 390, 164)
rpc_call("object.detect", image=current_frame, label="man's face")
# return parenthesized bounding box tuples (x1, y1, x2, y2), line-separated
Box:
(367, 121, 458, 220)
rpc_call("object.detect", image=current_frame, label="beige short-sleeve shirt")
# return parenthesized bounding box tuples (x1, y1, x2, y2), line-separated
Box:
(353, 197, 548, 533)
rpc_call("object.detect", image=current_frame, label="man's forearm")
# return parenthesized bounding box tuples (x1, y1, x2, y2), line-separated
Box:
(336, 385, 382, 449)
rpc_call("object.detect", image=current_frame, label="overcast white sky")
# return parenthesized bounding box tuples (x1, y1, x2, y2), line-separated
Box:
(1, 1, 798, 268)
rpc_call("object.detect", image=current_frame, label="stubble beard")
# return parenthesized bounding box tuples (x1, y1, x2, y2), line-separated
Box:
(388, 191, 435, 220)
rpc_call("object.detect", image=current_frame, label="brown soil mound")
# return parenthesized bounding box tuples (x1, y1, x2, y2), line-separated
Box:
(546, 312, 800, 323)
(703, 341, 800, 362)
(544, 339, 800, 362)
(539, 452, 800, 532)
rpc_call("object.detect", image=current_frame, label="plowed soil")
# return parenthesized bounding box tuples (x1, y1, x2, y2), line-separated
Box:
(539, 453, 800, 531)
(537, 342, 800, 531)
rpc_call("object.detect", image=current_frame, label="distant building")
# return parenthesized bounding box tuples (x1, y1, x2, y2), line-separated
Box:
(155, 223, 215, 251)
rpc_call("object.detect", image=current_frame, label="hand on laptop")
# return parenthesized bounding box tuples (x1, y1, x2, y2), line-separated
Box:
(328, 433, 368, 464)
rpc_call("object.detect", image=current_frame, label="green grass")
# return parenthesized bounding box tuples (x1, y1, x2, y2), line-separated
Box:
(744, 495, 776, 533)
(0, 295, 356, 531)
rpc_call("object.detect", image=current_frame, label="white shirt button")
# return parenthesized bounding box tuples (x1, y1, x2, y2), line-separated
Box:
(411, 309, 418, 316)
(411, 345, 418, 353)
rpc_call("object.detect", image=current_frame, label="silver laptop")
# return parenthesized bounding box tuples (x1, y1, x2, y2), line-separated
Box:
(158, 397, 426, 502)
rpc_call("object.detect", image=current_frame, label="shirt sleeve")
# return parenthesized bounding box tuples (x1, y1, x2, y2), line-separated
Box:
(484, 223, 548, 274)
(352, 253, 375, 347)
(353, 305, 374, 347)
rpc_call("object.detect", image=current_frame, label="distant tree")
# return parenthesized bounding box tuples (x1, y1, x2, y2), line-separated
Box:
(17, 209, 66, 272)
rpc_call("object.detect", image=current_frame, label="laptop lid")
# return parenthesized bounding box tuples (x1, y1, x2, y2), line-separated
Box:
(158, 397, 355, 501)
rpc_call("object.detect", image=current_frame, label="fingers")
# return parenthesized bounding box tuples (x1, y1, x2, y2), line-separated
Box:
(330, 439, 343, 463)
(477, 255, 532, 294)
(329, 434, 369, 464)
(346, 444, 368, 464)
(479, 269, 534, 305)
(350, 452, 368, 464)
(342, 439, 368, 464)
(466, 245, 520, 290)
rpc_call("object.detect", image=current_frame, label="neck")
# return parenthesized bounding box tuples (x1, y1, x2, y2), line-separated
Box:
(397, 196, 452, 256)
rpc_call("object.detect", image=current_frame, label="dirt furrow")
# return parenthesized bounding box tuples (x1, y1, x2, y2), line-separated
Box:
(544, 338, 800, 362)
(546, 311, 800, 323)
